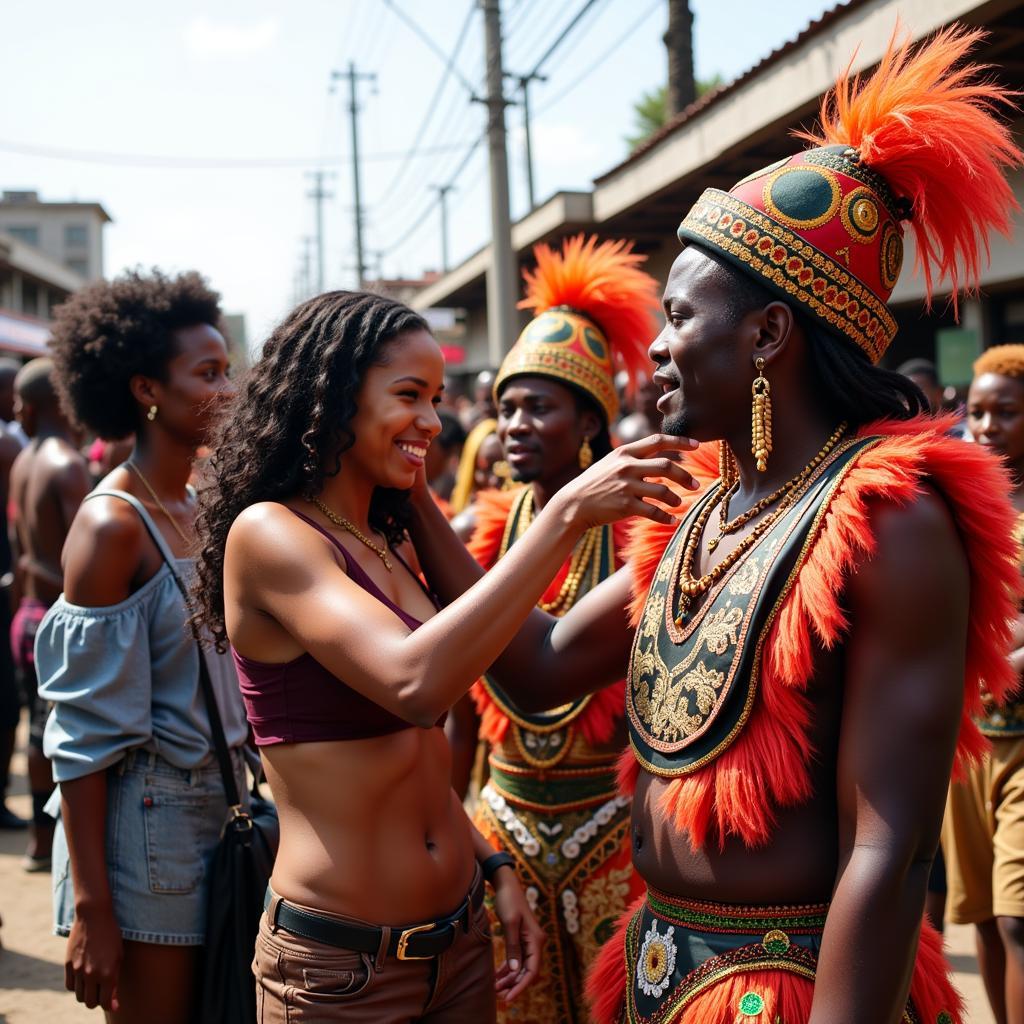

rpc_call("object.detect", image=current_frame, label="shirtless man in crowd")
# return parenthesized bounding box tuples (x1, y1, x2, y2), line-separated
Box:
(9, 358, 90, 870)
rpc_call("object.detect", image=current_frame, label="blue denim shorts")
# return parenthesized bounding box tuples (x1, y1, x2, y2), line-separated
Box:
(52, 747, 246, 945)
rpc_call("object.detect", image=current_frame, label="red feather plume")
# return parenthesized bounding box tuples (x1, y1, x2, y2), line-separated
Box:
(798, 23, 1022, 313)
(519, 234, 661, 388)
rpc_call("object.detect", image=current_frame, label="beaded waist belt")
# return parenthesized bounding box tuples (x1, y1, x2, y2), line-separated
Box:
(628, 887, 926, 1024)
(487, 756, 620, 811)
(644, 887, 830, 936)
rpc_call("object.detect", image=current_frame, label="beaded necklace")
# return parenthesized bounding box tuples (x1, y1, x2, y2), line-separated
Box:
(516, 488, 604, 616)
(674, 423, 847, 625)
(710, 421, 848, 551)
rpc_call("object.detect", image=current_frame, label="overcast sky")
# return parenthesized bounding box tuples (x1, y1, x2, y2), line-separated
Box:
(2, 0, 837, 351)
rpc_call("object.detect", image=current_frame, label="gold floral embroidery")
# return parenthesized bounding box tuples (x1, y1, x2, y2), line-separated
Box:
(655, 552, 674, 583)
(697, 605, 743, 655)
(577, 865, 635, 967)
(641, 592, 665, 640)
(682, 662, 726, 716)
(728, 559, 760, 596)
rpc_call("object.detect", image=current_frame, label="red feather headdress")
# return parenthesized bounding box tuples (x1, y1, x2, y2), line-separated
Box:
(495, 234, 661, 422)
(799, 23, 1022, 314)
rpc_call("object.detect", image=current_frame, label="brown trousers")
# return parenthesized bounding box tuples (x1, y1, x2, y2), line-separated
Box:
(253, 888, 497, 1023)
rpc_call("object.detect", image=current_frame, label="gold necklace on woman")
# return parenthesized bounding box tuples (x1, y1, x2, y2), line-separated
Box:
(312, 498, 393, 572)
(125, 460, 191, 547)
(517, 488, 603, 616)
(674, 424, 848, 625)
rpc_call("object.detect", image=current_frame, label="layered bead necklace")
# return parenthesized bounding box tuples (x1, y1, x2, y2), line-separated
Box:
(516, 488, 604, 617)
(674, 423, 848, 626)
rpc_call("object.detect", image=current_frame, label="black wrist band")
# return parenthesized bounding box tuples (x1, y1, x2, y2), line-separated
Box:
(481, 852, 515, 882)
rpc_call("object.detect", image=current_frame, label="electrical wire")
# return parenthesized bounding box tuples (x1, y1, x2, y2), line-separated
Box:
(378, 131, 485, 257)
(381, 0, 479, 98)
(367, 0, 478, 212)
(525, 0, 607, 78)
(0, 138, 479, 169)
(535, 0, 662, 116)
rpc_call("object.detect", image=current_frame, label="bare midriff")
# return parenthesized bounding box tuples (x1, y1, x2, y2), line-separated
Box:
(263, 725, 475, 925)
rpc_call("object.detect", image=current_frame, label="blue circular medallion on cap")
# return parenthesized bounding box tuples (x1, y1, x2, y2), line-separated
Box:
(763, 166, 841, 229)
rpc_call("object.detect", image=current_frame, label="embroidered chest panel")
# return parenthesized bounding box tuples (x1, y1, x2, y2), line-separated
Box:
(482, 489, 620, 767)
(627, 437, 875, 777)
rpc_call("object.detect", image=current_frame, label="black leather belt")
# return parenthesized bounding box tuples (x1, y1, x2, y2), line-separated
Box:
(264, 872, 485, 961)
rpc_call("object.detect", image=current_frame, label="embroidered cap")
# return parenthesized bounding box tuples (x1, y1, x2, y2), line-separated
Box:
(678, 25, 1022, 363)
(494, 234, 660, 423)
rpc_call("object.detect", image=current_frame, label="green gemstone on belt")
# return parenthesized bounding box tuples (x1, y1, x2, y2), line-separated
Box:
(739, 991, 765, 1016)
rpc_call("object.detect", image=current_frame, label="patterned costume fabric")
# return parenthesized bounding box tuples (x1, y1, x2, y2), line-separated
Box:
(587, 25, 1024, 1024)
(586, 419, 1019, 1024)
(470, 489, 642, 1024)
(601, 888, 956, 1024)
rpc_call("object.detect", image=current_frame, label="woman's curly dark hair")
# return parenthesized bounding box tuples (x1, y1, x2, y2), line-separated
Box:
(195, 290, 431, 650)
(48, 268, 222, 439)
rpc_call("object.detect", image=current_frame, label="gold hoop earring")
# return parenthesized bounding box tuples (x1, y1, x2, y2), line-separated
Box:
(751, 358, 772, 473)
(578, 437, 593, 470)
(147, 405, 158, 422)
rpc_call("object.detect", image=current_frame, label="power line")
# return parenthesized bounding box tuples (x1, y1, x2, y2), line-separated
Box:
(369, 1, 478, 211)
(381, 0, 479, 98)
(379, 132, 485, 256)
(0, 138, 479, 169)
(536, 0, 662, 117)
(525, 0, 606, 79)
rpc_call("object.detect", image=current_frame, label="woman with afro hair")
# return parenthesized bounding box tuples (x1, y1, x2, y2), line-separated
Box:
(194, 288, 694, 1021)
(35, 268, 247, 1021)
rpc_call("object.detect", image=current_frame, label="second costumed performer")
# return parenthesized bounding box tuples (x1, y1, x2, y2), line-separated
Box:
(467, 236, 659, 1023)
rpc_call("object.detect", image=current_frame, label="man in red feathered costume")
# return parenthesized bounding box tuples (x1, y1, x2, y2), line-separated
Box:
(409, 25, 1023, 1023)
(449, 235, 660, 1024)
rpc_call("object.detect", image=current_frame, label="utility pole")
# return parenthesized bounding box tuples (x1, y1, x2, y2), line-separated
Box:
(513, 73, 545, 210)
(664, 0, 696, 116)
(306, 170, 335, 293)
(300, 236, 314, 299)
(431, 184, 455, 272)
(480, 0, 516, 365)
(331, 62, 376, 288)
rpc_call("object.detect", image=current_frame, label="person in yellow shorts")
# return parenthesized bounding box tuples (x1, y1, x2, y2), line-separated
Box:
(944, 343, 1024, 1024)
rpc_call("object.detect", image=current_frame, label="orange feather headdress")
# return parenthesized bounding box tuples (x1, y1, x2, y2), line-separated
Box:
(679, 23, 1022, 362)
(494, 234, 661, 423)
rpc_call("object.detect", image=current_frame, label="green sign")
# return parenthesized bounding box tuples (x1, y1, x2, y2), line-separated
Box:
(936, 328, 980, 387)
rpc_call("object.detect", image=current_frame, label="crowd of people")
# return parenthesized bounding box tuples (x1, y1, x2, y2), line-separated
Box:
(1, 23, 1024, 1024)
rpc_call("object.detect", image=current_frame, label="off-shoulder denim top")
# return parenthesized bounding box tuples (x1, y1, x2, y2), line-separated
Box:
(36, 489, 248, 783)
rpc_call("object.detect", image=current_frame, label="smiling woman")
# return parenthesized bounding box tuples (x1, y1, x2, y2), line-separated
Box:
(192, 288, 698, 1022)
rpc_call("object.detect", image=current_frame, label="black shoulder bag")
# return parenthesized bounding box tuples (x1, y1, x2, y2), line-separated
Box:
(127, 497, 279, 1024)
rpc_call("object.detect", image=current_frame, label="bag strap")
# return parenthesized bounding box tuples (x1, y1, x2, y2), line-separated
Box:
(86, 488, 242, 810)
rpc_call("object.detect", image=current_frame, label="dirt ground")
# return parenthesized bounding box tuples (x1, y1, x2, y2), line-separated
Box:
(0, 717, 998, 1023)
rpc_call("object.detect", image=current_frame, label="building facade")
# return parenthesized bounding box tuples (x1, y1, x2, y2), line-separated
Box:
(0, 190, 110, 282)
(414, 0, 1024, 390)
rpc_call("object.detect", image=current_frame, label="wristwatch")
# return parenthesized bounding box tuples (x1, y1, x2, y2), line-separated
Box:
(481, 851, 516, 882)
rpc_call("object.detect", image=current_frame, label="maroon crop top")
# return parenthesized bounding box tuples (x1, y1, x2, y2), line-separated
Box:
(232, 508, 443, 745)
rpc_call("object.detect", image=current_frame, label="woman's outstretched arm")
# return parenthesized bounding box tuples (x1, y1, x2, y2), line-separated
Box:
(232, 436, 697, 726)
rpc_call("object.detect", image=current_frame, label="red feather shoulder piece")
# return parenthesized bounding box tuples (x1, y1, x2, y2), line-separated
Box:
(622, 419, 1022, 850)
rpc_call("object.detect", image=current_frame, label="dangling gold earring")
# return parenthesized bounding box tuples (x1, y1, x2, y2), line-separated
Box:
(147, 404, 158, 422)
(578, 437, 593, 470)
(751, 358, 772, 472)
(718, 441, 737, 487)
